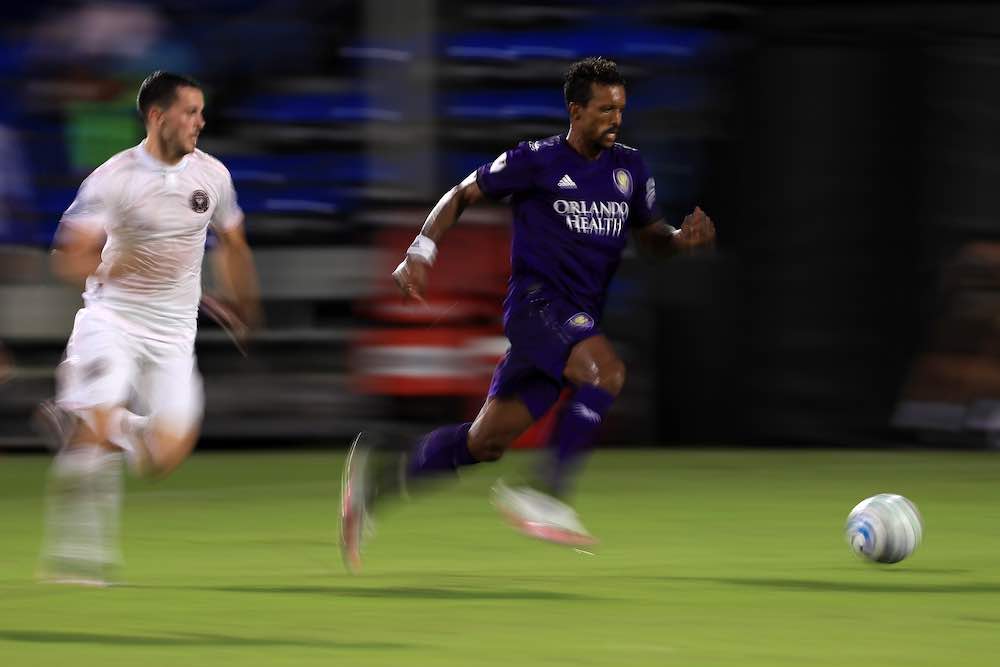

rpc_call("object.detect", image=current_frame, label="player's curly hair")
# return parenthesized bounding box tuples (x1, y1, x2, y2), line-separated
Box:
(137, 71, 202, 121)
(563, 57, 625, 108)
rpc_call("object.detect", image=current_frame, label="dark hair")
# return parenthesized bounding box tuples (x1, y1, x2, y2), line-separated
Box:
(563, 57, 625, 108)
(136, 71, 202, 121)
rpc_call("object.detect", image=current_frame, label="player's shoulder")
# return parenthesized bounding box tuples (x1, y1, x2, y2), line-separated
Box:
(521, 134, 563, 154)
(506, 134, 563, 168)
(189, 148, 233, 182)
(89, 145, 142, 178)
(76, 145, 142, 193)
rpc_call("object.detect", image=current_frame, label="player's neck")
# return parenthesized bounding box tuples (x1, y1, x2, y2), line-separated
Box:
(565, 128, 603, 161)
(144, 136, 186, 166)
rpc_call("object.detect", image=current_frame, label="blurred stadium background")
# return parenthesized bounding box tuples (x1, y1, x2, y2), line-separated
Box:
(4, 4, 1000, 667)
(0, 0, 999, 451)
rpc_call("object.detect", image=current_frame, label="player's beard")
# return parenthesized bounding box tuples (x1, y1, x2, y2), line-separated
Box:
(601, 126, 619, 146)
(160, 125, 195, 161)
(593, 133, 613, 151)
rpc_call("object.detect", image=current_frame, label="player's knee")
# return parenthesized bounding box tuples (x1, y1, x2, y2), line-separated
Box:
(77, 408, 112, 445)
(600, 359, 626, 396)
(571, 358, 625, 396)
(149, 426, 199, 477)
(566, 360, 599, 388)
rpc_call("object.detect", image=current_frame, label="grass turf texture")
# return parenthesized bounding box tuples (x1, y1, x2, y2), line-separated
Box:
(1, 448, 999, 666)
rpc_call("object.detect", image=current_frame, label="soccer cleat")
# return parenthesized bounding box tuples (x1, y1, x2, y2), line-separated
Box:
(41, 576, 111, 588)
(340, 432, 372, 574)
(491, 480, 598, 547)
(32, 400, 76, 452)
(37, 556, 117, 588)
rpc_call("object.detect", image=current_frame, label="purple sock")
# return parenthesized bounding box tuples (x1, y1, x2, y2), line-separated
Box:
(541, 384, 615, 498)
(406, 422, 478, 481)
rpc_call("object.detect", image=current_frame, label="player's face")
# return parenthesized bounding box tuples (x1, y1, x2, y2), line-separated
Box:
(157, 86, 205, 157)
(573, 83, 626, 150)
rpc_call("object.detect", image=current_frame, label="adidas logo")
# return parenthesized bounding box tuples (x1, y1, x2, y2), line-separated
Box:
(557, 174, 577, 189)
(572, 403, 602, 423)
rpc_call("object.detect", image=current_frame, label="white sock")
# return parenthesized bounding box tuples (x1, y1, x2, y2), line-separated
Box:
(41, 446, 121, 573)
(93, 451, 123, 567)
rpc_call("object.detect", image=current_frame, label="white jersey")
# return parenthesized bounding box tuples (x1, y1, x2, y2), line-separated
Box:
(60, 140, 243, 343)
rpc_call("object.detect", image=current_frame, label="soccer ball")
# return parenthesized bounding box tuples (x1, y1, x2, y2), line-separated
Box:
(845, 493, 923, 563)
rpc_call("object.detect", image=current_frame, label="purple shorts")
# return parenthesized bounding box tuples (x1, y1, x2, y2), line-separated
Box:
(487, 282, 601, 419)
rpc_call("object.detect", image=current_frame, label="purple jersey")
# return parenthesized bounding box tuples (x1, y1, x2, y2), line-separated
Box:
(476, 134, 662, 316)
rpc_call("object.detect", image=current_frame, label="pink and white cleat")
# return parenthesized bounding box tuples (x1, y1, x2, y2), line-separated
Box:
(339, 433, 371, 574)
(492, 480, 598, 548)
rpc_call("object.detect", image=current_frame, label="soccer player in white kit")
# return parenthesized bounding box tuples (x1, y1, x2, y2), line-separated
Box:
(38, 71, 260, 585)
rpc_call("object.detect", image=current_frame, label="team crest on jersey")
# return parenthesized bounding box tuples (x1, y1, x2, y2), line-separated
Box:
(190, 189, 210, 213)
(565, 312, 594, 331)
(613, 168, 632, 198)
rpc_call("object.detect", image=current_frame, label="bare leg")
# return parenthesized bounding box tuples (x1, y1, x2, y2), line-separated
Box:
(358, 395, 534, 505)
(145, 422, 201, 477)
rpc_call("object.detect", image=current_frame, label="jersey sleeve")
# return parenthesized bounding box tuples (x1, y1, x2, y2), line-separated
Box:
(629, 153, 663, 229)
(210, 169, 245, 232)
(60, 168, 115, 234)
(475, 141, 536, 200)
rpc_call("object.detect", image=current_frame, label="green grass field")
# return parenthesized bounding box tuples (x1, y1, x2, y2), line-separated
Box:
(1, 448, 999, 666)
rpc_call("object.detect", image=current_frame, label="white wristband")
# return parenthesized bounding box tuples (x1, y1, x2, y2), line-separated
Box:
(407, 234, 437, 265)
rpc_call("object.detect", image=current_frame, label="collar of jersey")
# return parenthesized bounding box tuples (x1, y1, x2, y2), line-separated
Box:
(137, 139, 190, 173)
(561, 132, 608, 164)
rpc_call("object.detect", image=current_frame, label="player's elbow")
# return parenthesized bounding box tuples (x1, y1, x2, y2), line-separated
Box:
(49, 249, 68, 280)
(50, 248, 88, 286)
(216, 226, 251, 254)
(455, 178, 484, 209)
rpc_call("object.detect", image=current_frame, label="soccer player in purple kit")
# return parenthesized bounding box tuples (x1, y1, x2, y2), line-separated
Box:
(341, 57, 715, 572)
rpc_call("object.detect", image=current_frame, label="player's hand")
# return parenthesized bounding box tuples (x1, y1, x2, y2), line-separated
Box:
(236, 297, 263, 332)
(200, 294, 251, 357)
(676, 206, 716, 250)
(392, 255, 429, 304)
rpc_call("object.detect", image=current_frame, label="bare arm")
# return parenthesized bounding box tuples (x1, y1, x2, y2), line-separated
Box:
(50, 223, 105, 288)
(633, 206, 716, 259)
(392, 171, 486, 301)
(418, 171, 486, 242)
(211, 224, 262, 328)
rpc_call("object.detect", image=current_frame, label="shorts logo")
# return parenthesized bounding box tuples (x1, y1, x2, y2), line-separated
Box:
(572, 402, 602, 423)
(645, 177, 656, 210)
(613, 168, 632, 198)
(190, 189, 210, 213)
(565, 312, 594, 331)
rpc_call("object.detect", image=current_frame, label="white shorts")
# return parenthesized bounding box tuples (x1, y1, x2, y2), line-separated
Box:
(57, 308, 204, 433)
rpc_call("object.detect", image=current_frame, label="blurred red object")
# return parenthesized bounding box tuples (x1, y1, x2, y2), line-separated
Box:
(352, 222, 561, 447)
(352, 222, 574, 448)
